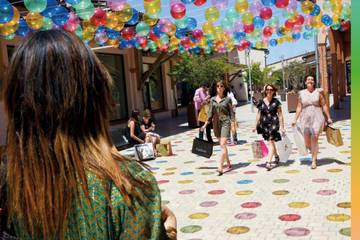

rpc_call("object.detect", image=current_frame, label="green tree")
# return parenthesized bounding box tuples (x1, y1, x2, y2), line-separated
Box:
(169, 53, 233, 88)
(283, 61, 307, 90)
(243, 63, 280, 90)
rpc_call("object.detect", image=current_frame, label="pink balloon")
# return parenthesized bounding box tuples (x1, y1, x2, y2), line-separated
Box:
(260, 7, 272, 20)
(106, 0, 127, 11)
(244, 24, 254, 34)
(63, 12, 79, 32)
(234, 20, 244, 32)
(170, 3, 186, 19)
(211, 0, 228, 10)
(249, 1, 262, 16)
(288, 0, 297, 10)
(192, 29, 204, 40)
(194, 0, 206, 6)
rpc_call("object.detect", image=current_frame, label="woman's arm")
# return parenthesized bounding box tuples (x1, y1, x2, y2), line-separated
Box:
(278, 107, 285, 132)
(320, 92, 333, 123)
(129, 121, 144, 143)
(140, 124, 151, 133)
(228, 100, 235, 121)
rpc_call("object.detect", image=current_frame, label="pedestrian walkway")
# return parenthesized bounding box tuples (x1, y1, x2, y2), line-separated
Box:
(122, 98, 351, 240)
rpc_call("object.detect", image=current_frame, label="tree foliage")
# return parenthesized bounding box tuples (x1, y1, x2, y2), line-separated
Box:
(169, 53, 234, 88)
(243, 63, 280, 91)
(283, 60, 307, 90)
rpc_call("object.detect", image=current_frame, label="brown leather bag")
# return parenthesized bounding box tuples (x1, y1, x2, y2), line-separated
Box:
(212, 111, 221, 138)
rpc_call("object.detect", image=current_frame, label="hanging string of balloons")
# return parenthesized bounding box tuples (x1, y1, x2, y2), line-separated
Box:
(0, 0, 351, 54)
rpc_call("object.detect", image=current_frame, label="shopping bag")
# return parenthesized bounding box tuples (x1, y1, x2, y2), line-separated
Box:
(156, 140, 173, 156)
(192, 138, 213, 158)
(275, 135, 293, 163)
(212, 112, 221, 138)
(292, 125, 308, 156)
(252, 140, 268, 159)
(326, 125, 343, 146)
(134, 143, 156, 161)
(198, 104, 209, 123)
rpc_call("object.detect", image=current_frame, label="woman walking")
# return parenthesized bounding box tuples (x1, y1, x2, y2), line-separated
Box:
(254, 84, 285, 171)
(201, 80, 234, 176)
(292, 75, 332, 169)
(0, 30, 176, 239)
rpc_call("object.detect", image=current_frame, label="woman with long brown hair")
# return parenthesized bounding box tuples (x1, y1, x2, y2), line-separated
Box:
(0, 30, 176, 239)
(201, 80, 234, 176)
(292, 75, 332, 169)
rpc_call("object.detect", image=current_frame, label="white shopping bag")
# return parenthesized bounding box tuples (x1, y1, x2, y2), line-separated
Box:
(275, 134, 293, 163)
(134, 143, 156, 161)
(292, 125, 308, 156)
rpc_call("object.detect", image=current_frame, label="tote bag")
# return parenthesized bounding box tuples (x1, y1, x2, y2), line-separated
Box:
(275, 135, 293, 163)
(326, 125, 343, 147)
(192, 138, 213, 158)
(252, 140, 268, 159)
(292, 125, 308, 156)
(134, 143, 156, 161)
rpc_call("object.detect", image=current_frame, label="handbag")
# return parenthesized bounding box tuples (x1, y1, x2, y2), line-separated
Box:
(134, 143, 156, 161)
(192, 138, 213, 158)
(252, 140, 268, 159)
(197, 104, 209, 123)
(292, 125, 308, 156)
(275, 134, 293, 163)
(326, 125, 343, 146)
(156, 141, 173, 156)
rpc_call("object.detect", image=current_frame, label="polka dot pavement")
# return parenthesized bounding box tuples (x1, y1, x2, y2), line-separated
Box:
(120, 113, 351, 239)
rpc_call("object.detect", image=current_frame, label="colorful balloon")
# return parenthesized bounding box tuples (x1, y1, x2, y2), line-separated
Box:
(117, 4, 133, 22)
(253, 16, 265, 29)
(263, 25, 273, 37)
(205, 6, 220, 22)
(25, 12, 44, 30)
(107, 0, 127, 11)
(121, 27, 135, 40)
(310, 4, 320, 16)
(242, 12, 253, 25)
(135, 21, 150, 36)
(321, 14, 332, 27)
(192, 29, 204, 40)
(269, 38, 277, 46)
(212, 0, 228, 10)
(126, 8, 139, 25)
(226, 8, 239, 22)
(202, 21, 214, 34)
(194, 0, 207, 6)
(90, 8, 106, 26)
(260, 7, 272, 20)
(24, 0, 47, 13)
(0, 0, 14, 24)
(170, 2, 186, 19)
(143, 14, 157, 26)
(181, 0, 195, 4)
(76, 4, 94, 20)
(261, 0, 275, 7)
(105, 12, 118, 29)
(243, 24, 254, 33)
(16, 18, 30, 36)
(235, 0, 248, 13)
(275, 0, 289, 8)
(301, 1, 314, 14)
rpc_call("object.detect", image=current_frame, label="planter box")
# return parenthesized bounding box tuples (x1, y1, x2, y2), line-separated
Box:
(287, 92, 298, 113)
(187, 102, 199, 128)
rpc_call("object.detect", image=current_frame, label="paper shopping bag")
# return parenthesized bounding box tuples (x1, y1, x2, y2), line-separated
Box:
(326, 125, 343, 147)
(275, 135, 293, 163)
(292, 125, 308, 156)
(252, 140, 267, 159)
(192, 138, 213, 158)
(156, 140, 173, 156)
(134, 143, 156, 161)
(198, 104, 209, 123)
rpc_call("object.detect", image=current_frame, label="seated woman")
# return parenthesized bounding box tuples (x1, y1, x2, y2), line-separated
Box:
(128, 110, 148, 145)
(141, 109, 161, 151)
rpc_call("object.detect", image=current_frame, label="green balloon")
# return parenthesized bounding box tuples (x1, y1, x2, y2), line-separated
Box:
(24, 0, 47, 13)
(4, 33, 15, 40)
(221, 17, 233, 30)
(175, 17, 188, 29)
(331, 23, 341, 30)
(73, 0, 92, 9)
(41, 17, 53, 30)
(160, 35, 169, 44)
(76, 4, 95, 20)
(75, 26, 83, 39)
(136, 22, 150, 37)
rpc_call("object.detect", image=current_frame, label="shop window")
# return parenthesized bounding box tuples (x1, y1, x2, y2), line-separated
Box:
(143, 63, 164, 111)
(96, 53, 128, 121)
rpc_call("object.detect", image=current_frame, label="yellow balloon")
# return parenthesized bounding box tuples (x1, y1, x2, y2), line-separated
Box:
(235, 0, 248, 13)
(242, 12, 253, 25)
(301, 1, 314, 14)
(83, 21, 96, 32)
(116, 4, 133, 22)
(0, 23, 18, 36)
(205, 6, 220, 22)
(213, 25, 224, 40)
(105, 12, 119, 29)
(107, 39, 119, 46)
(25, 12, 44, 30)
(202, 21, 215, 34)
(277, 37, 285, 44)
(144, 0, 161, 15)
(311, 16, 322, 28)
(82, 29, 94, 41)
(170, 36, 180, 45)
(167, 25, 177, 37)
(113, 22, 125, 31)
(143, 14, 158, 26)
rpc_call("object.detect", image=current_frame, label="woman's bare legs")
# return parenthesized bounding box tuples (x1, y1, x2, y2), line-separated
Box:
(218, 137, 230, 175)
(310, 133, 320, 169)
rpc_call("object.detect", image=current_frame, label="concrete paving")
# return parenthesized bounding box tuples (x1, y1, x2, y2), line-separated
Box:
(122, 97, 351, 240)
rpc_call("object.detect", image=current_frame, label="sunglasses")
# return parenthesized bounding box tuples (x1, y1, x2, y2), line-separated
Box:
(217, 85, 224, 88)
(266, 88, 274, 92)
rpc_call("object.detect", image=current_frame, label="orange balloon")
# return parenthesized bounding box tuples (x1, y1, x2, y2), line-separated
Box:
(25, 12, 44, 30)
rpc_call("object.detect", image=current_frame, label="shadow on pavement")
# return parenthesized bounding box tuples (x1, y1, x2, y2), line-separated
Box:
(300, 158, 347, 167)
(330, 95, 351, 122)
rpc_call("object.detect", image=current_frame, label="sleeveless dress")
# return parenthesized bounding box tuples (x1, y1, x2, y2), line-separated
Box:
(299, 89, 325, 134)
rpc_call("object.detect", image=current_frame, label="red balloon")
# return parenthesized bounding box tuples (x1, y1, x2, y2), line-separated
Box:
(194, 0, 206, 6)
(263, 26, 273, 37)
(181, 37, 191, 48)
(260, 7, 272, 20)
(295, 15, 305, 25)
(275, 0, 289, 8)
(121, 27, 135, 40)
(341, 21, 350, 31)
(243, 24, 254, 34)
(149, 31, 159, 41)
(90, 8, 107, 26)
(284, 19, 295, 29)
(237, 39, 250, 51)
(192, 29, 204, 40)
(170, 3, 186, 19)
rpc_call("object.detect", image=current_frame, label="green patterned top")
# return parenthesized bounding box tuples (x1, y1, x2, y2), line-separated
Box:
(15, 161, 164, 240)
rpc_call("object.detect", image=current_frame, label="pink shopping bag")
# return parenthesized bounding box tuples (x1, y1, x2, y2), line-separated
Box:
(259, 140, 269, 157)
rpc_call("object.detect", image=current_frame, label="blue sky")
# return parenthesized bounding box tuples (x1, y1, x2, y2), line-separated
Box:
(128, 0, 315, 64)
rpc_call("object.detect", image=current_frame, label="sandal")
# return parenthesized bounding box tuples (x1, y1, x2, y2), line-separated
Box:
(217, 169, 223, 176)
(274, 155, 280, 165)
(265, 162, 272, 171)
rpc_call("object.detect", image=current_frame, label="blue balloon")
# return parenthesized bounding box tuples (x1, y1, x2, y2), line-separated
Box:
(51, 5, 69, 26)
(181, 0, 195, 4)
(175, 28, 187, 39)
(41, 0, 59, 17)
(95, 26, 107, 34)
(253, 16, 265, 29)
(153, 23, 164, 37)
(16, 18, 30, 37)
(107, 29, 120, 39)
(321, 14, 333, 27)
(261, 0, 276, 7)
(277, 29, 284, 37)
(292, 32, 301, 40)
(269, 39, 278, 46)
(186, 17, 197, 31)
(0, 0, 14, 24)
(310, 4, 320, 16)
(126, 8, 139, 25)
(302, 31, 312, 40)
(233, 31, 246, 41)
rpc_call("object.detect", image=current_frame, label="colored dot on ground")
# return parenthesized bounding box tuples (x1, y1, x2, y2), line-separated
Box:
(317, 190, 337, 196)
(179, 189, 195, 195)
(236, 190, 253, 196)
(327, 214, 351, 222)
(181, 171, 194, 175)
(180, 225, 202, 233)
(339, 228, 351, 237)
(189, 213, 209, 219)
(205, 179, 219, 184)
(234, 212, 256, 220)
(273, 190, 289, 196)
(284, 228, 310, 237)
(226, 226, 250, 234)
(279, 214, 301, 221)
(312, 178, 329, 183)
(237, 180, 254, 184)
(162, 172, 175, 175)
(273, 179, 290, 183)
(208, 190, 225, 195)
(200, 201, 218, 207)
(178, 180, 193, 184)
(288, 202, 310, 208)
(286, 170, 300, 174)
(165, 167, 177, 171)
(337, 202, 351, 208)
(241, 202, 262, 208)
(327, 168, 343, 173)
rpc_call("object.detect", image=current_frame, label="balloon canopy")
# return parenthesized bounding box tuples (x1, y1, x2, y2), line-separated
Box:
(0, 0, 351, 54)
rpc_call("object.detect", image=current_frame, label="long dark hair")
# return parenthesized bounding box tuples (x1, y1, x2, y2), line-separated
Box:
(3, 30, 149, 238)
